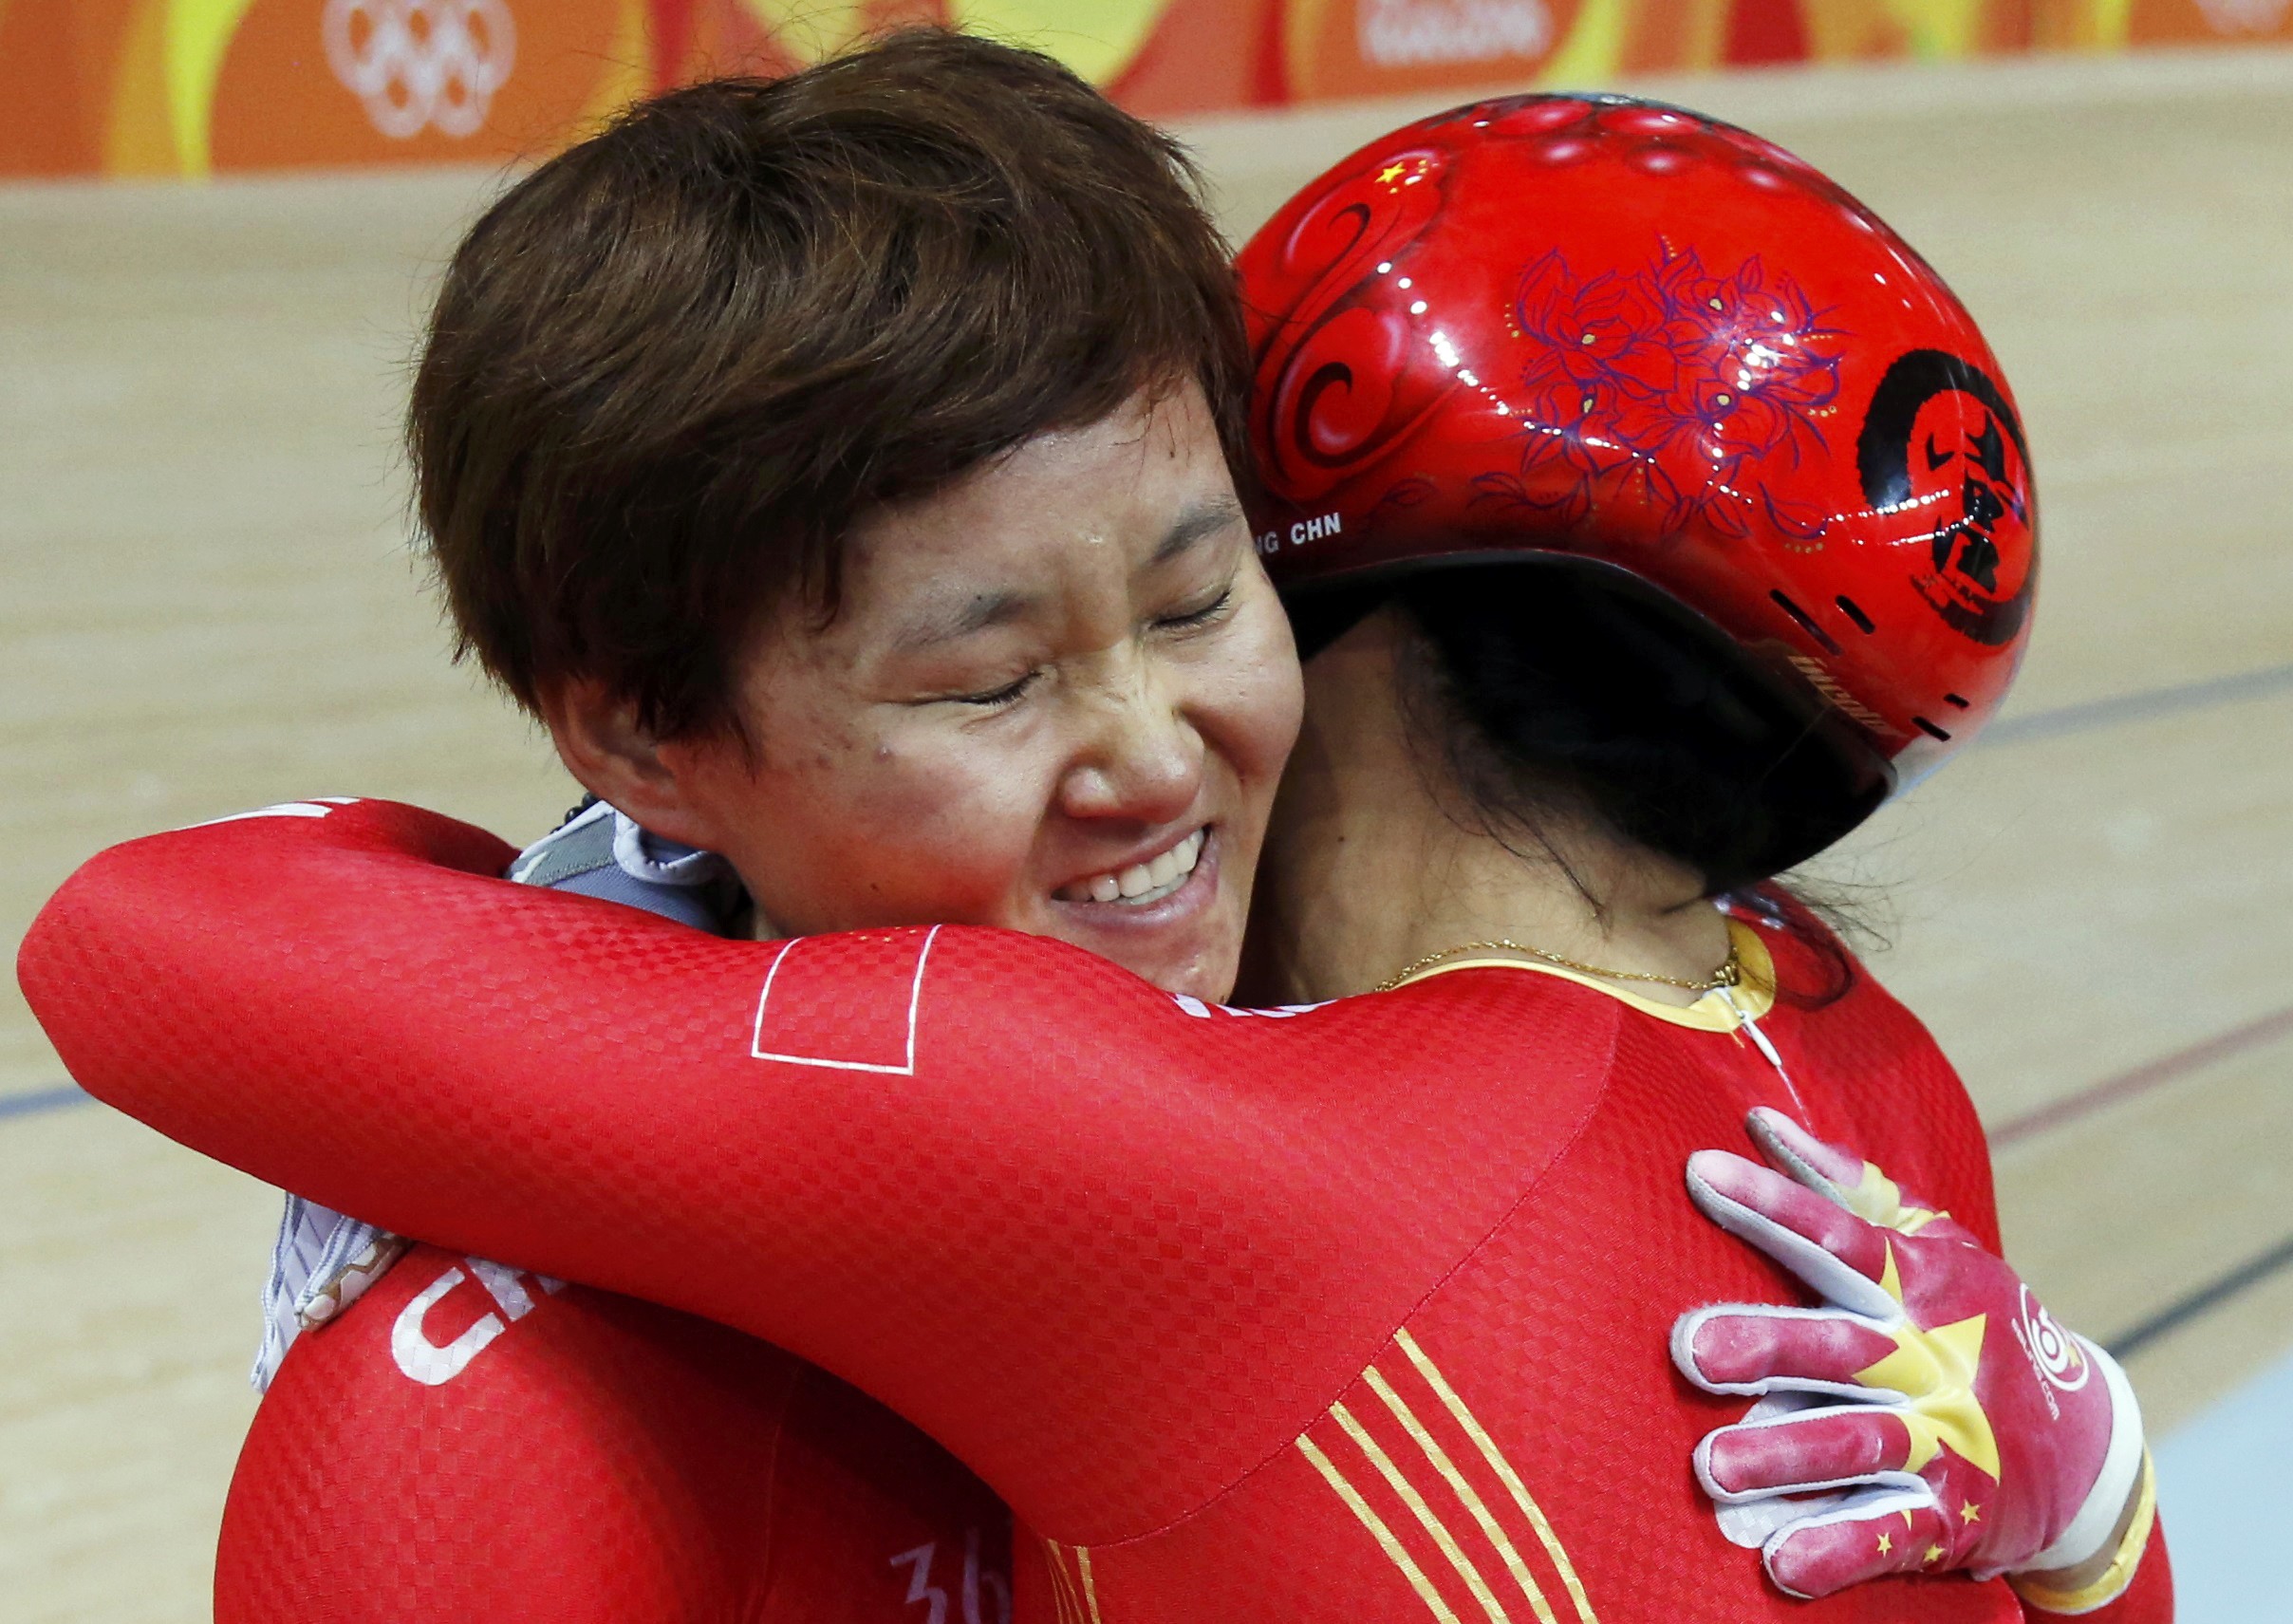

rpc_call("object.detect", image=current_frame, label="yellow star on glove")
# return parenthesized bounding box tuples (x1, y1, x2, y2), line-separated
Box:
(1850, 1242, 2001, 1479)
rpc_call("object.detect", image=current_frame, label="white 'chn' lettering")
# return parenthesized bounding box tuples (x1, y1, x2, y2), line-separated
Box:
(389, 1256, 566, 1385)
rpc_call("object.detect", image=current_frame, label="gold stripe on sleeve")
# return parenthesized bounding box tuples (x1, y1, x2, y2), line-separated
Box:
(1329, 1400, 1513, 1623)
(1297, 1433, 1465, 1624)
(1392, 1329, 1600, 1624)
(1041, 1540, 1085, 1624)
(1364, 1364, 1559, 1624)
(1073, 1545, 1107, 1624)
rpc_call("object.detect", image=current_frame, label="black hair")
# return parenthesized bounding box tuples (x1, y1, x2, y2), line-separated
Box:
(1290, 562, 1884, 1001)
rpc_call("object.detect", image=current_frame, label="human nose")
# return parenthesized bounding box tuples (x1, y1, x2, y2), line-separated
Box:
(1056, 657, 1204, 826)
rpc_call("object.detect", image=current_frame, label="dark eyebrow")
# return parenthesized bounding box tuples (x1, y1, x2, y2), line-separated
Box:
(886, 588, 1035, 656)
(1148, 496, 1246, 569)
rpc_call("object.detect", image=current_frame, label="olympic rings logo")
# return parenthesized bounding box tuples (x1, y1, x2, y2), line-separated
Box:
(323, 0, 517, 141)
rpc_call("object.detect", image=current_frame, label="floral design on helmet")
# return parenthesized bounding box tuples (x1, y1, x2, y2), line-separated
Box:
(1490, 243, 1845, 537)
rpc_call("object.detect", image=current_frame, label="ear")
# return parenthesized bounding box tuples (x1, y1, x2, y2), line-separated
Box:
(534, 677, 724, 852)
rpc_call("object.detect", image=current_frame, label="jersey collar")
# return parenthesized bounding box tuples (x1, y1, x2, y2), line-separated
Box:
(1393, 917, 1777, 1032)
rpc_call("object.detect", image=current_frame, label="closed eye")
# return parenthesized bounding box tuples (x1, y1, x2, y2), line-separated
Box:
(1156, 586, 1233, 631)
(952, 671, 1040, 708)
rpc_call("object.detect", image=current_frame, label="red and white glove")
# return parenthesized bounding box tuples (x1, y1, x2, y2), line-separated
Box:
(1672, 1109, 2153, 1610)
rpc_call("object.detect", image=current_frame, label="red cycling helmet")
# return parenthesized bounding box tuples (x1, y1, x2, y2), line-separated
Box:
(1238, 95, 2036, 864)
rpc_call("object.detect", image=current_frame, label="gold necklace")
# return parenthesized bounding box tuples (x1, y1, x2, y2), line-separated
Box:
(1374, 938, 1742, 996)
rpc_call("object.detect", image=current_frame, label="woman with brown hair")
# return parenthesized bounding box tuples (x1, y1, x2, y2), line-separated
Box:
(140, 31, 1302, 1621)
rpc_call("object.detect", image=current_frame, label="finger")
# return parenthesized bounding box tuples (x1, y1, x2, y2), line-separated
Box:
(1745, 1108, 1867, 1197)
(1672, 1304, 1900, 1395)
(1685, 1149, 1898, 1318)
(1746, 1109, 1973, 1243)
(1762, 1491, 1954, 1598)
(1695, 1405, 1922, 1500)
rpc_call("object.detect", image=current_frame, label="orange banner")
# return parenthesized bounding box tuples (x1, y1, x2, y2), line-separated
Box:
(4, 0, 2287, 178)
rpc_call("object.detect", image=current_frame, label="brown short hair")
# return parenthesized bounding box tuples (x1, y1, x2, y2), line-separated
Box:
(411, 29, 1247, 739)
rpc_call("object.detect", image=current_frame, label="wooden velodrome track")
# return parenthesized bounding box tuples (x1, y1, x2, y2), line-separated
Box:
(4, 45, 2289, 1621)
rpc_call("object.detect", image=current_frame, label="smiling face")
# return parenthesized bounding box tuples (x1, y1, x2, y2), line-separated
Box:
(643, 383, 1302, 1001)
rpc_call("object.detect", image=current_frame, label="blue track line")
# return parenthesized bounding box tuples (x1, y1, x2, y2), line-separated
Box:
(1983, 661, 2293, 748)
(2109, 1231, 2293, 1362)
(0, 1083, 89, 1120)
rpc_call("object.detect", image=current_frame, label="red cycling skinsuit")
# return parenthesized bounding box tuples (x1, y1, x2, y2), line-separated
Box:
(221, 1241, 1012, 1621)
(216, 803, 1013, 1624)
(21, 801, 2169, 1623)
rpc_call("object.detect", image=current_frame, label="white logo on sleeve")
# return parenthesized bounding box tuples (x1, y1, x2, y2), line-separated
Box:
(1169, 995, 1331, 1019)
(189, 796, 361, 830)
(752, 926, 939, 1074)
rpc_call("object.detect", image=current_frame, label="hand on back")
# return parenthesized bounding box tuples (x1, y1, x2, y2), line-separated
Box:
(1673, 1109, 2153, 1611)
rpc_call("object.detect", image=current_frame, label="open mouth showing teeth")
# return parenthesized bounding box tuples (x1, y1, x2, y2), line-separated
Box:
(1056, 828, 1206, 906)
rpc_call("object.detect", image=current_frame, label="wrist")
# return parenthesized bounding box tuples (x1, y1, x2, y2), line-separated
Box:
(2010, 1337, 2146, 1577)
(2009, 1450, 2156, 1615)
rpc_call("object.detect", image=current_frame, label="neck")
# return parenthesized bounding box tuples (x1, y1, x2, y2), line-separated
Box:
(1246, 608, 1733, 1006)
